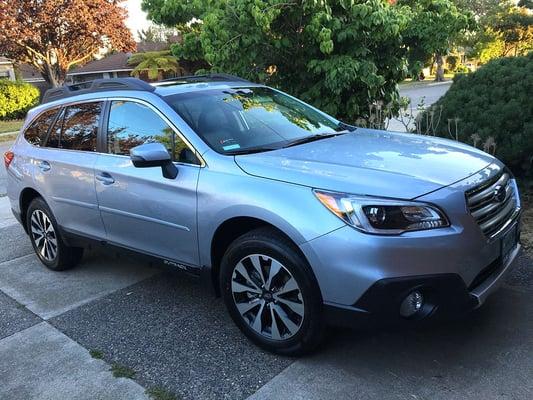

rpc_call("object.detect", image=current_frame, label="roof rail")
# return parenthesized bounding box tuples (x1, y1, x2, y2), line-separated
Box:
(156, 73, 251, 85)
(42, 78, 156, 104)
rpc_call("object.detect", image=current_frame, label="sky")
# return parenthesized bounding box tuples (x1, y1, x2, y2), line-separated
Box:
(124, 0, 151, 40)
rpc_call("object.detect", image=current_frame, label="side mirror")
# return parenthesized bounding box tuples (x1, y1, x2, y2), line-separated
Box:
(130, 142, 178, 179)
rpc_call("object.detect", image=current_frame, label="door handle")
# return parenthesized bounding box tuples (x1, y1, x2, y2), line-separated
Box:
(38, 160, 51, 172)
(96, 172, 115, 185)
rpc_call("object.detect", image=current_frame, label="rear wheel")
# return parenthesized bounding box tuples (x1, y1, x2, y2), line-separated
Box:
(26, 197, 83, 271)
(220, 227, 324, 355)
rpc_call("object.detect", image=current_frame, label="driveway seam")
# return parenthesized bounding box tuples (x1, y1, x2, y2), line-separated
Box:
(0, 252, 34, 266)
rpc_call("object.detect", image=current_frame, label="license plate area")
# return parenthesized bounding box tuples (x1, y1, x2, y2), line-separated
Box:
(501, 225, 519, 265)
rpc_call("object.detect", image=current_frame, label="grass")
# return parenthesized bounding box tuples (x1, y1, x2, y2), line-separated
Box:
(400, 74, 457, 87)
(0, 133, 17, 144)
(89, 349, 104, 360)
(110, 363, 136, 379)
(0, 119, 24, 134)
(146, 387, 180, 400)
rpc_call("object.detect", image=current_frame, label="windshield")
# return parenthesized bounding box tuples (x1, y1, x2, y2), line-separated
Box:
(164, 87, 347, 154)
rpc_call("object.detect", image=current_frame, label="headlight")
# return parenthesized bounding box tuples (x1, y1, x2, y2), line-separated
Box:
(314, 190, 449, 234)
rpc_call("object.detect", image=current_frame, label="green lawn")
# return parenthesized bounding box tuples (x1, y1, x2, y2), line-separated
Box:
(0, 119, 24, 134)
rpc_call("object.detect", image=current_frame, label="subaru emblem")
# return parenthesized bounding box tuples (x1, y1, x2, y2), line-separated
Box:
(493, 185, 506, 203)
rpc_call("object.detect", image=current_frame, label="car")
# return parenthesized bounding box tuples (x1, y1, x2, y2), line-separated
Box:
(4, 75, 522, 355)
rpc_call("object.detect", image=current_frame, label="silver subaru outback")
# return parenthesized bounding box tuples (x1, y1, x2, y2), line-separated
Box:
(4, 75, 522, 355)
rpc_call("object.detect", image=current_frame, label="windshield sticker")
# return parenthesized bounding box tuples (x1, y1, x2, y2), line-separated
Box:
(222, 144, 241, 151)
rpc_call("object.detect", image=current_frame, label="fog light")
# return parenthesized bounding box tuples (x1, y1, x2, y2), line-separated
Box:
(400, 291, 424, 318)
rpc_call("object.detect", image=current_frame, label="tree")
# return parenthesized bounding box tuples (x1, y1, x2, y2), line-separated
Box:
(400, 0, 474, 81)
(0, 0, 135, 87)
(137, 24, 179, 43)
(461, 0, 533, 63)
(142, 0, 410, 123)
(128, 50, 183, 80)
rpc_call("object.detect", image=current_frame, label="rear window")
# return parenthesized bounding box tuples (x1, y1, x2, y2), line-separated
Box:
(24, 108, 59, 146)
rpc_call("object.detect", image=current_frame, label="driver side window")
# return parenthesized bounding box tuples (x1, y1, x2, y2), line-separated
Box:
(106, 100, 199, 165)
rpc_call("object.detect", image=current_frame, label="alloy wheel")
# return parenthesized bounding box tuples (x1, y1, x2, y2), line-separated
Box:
(30, 209, 58, 262)
(231, 254, 305, 340)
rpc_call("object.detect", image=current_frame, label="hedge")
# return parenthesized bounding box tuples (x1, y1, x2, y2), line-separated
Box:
(424, 53, 533, 177)
(0, 80, 40, 120)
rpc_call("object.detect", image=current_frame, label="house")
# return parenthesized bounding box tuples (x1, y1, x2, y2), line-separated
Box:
(67, 52, 135, 84)
(0, 57, 50, 98)
(17, 63, 50, 94)
(67, 40, 179, 84)
(0, 57, 16, 80)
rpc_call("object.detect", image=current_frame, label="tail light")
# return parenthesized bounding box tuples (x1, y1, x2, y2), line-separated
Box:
(3, 151, 14, 169)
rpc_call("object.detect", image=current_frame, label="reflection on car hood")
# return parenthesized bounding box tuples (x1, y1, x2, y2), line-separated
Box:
(234, 128, 495, 199)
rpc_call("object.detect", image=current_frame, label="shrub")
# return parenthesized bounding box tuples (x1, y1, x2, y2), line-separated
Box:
(446, 55, 459, 71)
(422, 53, 533, 176)
(0, 80, 39, 120)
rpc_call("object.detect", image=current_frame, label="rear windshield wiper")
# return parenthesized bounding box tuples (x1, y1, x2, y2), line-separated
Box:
(283, 130, 349, 148)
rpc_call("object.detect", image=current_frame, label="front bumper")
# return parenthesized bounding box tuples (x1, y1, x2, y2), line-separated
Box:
(322, 242, 521, 328)
(299, 206, 522, 326)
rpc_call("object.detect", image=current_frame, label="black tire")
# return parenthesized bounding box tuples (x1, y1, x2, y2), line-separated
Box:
(26, 197, 83, 271)
(220, 227, 325, 356)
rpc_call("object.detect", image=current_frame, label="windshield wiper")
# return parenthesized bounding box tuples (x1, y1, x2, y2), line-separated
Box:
(283, 130, 349, 148)
(224, 145, 279, 155)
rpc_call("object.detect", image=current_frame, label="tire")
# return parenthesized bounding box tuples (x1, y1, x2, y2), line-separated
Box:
(26, 197, 83, 271)
(220, 227, 325, 356)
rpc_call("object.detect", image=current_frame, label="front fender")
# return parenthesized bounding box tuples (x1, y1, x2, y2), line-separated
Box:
(196, 165, 344, 268)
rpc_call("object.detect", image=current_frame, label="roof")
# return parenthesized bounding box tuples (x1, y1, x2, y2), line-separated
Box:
(135, 42, 169, 53)
(17, 63, 45, 82)
(68, 52, 133, 76)
(0, 56, 12, 65)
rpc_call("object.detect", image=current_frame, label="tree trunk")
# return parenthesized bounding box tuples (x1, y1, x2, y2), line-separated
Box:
(41, 62, 66, 87)
(435, 54, 445, 82)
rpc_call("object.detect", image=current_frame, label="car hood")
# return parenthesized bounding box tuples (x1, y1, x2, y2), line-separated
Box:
(234, 128, 495, 199)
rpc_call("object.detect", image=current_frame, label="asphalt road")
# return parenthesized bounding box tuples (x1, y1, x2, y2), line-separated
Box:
(388, 81, 453, 132)
(399, 81, 453, 108)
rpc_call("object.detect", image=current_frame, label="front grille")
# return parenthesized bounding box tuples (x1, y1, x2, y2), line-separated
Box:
(466, 171, 519, 238)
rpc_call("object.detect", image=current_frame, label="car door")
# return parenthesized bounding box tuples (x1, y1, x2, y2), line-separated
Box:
(33, 101, 107, 239)
(94, 98, 201, 267)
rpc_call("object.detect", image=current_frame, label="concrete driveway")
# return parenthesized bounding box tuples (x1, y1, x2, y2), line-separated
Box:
(0, 169, 532, 399)
(0, 141, 12, 197)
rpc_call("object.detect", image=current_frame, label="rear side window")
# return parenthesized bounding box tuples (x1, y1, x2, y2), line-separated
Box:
(107, 100, 199, 164)
(60, 102, 102, 151)
(24, 108, 59, 146)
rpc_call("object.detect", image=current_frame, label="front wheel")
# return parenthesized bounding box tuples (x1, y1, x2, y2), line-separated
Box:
(220, 227, 324, 356)
(26, 197, 83, 271)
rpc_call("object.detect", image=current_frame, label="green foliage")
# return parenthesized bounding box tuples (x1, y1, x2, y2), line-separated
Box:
(110, 363, 136, 379)
(89, 349, 104, 359)
(464, 1, 533, 62)
(446, 55, 459, 71)
(144, 0, 414, 122)
(400, 0, 474, 79)
(146, 387, 180, 400)
(128, 50, 182, 80)
(424, 53, 533, 176)
(0, 80, 39, 120)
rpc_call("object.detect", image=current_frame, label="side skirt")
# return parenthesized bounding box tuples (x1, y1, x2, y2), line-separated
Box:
(60, 228, 204, 278)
